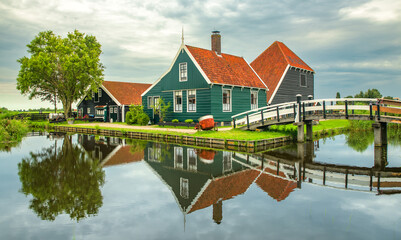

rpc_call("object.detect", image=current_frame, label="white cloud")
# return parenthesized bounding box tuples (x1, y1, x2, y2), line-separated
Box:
(340, 0, 401, 22)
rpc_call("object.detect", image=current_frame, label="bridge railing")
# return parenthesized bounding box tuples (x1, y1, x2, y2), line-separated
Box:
(232, 101, 298, 128)
(232, 98, 384, 129)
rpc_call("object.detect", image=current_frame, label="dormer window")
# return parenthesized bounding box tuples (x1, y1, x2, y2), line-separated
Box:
(179, 62, 187, 82)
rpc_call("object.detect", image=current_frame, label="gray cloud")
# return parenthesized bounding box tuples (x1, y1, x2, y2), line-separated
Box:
(0, 0, 400, 109)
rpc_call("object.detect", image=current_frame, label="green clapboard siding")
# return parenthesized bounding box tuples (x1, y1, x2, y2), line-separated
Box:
(143, 48, 211, 122)
(211, 85, 267, 122)
(143, 47, 267, 123)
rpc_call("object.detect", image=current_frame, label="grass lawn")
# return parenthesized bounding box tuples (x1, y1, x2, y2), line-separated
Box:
(193, 129, 289, 140)
(52, 119, 351, 141)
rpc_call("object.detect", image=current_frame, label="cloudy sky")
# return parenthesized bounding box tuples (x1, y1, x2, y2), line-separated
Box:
(1, 0, 400, 110)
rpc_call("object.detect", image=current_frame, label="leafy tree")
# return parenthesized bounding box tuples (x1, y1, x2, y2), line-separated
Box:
(17, 30, 104, 117)
(354, 89, 382, 99)
(336, 92, 341, 98)
(18, 135, 105, 221)
(152, 97, 171, 123)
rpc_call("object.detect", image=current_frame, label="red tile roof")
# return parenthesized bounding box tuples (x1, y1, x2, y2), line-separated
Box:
(102, 146, 144, 167)
(102, 81, 151, 105)
(186, 45, 266, 89)
(188, 169, 259, 213)
(255, 167, 297, 202)
(251, 41, 314, 103)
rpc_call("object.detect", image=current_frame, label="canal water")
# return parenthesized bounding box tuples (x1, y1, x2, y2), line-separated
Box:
(1, 131, 401, 240)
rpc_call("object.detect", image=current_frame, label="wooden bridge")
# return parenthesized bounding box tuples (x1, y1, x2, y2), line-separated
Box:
(232, 142, 401, 195)
(232, 97, 401, 144)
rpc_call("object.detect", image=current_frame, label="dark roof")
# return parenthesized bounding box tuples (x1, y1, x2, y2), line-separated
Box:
(102, 146, 144, 167)
(102, 81, 151, 105)
(255, 166, 297, 202)
(251, 41, 314, 102)
(186, 45, 266, 89)
(188, 169, 259, 213)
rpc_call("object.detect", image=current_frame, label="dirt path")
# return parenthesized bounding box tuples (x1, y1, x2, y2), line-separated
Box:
(73, 123, 232, 134)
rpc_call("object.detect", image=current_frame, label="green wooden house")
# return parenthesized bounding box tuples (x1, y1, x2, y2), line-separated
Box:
(142, 31, 268, 123)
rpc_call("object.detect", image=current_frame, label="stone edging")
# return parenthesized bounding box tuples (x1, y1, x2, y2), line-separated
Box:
(53, 126, 293, 153)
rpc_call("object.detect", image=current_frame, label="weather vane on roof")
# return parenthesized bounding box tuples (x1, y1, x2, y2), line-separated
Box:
(181, 26, 184, 45)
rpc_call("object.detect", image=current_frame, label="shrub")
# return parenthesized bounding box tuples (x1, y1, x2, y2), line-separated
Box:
(137, 113, 150, 126)
(126, 105, 149, 125)
(0, 119, 29, 142)
(125, 111, 135, 125)
(185, 119, 193, 124)
(172, 119, 179, 123)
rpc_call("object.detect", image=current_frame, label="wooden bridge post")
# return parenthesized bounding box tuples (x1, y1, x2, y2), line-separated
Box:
(374, 145, 388, 171)
(308, 95, 313, 116)
(372, 122, 387, 147)
(295, 122, 305, 142)
(297, 94, 302, 122)
(305, 120, 313, 141)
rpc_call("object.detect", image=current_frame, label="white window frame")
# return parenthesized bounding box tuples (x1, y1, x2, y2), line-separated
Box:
(222, 89, 232, 112)
(300, 73, 307, 87)
(223, 151, 232, 173)
(174, 91, 183, 112)
(147, 96, 153, 109)
(251, 90, 258, 110)
(87, 107, 91, 114)
(187, 148, 197, 172)
(174, 147, 184, 169)
(187, 90, 196, 112)
(179, 62, 187, 82)
(153, 96, 160, 110)
(98, 88, 102, 98)
(180, 177, 189, 199)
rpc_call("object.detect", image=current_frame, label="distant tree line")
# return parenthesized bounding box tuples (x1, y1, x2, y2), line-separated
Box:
(336, 89, 394, 99)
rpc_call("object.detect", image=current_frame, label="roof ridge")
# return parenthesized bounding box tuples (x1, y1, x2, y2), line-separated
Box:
(186, 44, 244, 59)
(104, 80, 151, 85)
(276, 41, 291, 65)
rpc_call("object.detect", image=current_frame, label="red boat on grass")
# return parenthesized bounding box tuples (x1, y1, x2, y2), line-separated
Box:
(196, 115, 218, 131)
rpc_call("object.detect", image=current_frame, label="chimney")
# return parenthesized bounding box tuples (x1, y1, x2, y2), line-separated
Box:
(211, 30, 221, 55)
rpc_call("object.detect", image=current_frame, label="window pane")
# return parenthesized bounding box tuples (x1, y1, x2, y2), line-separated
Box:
(188, 90, 196, 112)
(179, 63, 187, 81)
(251, 91, 258, 109)
(223, 90, 231, 111)
(174, 91, 182, 111)
(188, 148, 197, 171)
(300, 74, 307, 87)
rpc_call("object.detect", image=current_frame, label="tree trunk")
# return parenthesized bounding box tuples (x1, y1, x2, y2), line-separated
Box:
(54, 95, 57, 113)
(61, 98, 72, 118)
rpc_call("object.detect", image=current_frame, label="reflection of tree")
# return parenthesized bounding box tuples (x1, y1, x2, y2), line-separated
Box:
(345, 131, 374, 152)
(126, 139, 147, 154)
(18, 135, 105, 222)
(388, 127, 401, 146)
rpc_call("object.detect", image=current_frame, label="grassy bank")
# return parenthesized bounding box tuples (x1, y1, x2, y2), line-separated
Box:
(270, 119, 350, 133)
(0, 119, 29, 143)
(55, 119, 351, 141)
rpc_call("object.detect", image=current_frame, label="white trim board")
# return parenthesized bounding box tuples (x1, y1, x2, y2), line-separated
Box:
(268, 64, 290, 105)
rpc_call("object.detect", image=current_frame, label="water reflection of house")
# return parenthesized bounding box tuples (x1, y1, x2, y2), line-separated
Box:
(144, 142, 297, 224)
(256, 167, 297, 202)
(77, 134, 144, 167)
